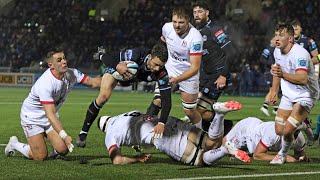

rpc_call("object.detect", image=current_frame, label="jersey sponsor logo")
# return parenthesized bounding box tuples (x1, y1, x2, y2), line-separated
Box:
(297, 58, 307, 67)
(124, 49, 133, 60)
(310, 39, 317, 49)
(192, 42, 202, 52)
(214, 30, 227, 44)
(169, 52, 187, 62)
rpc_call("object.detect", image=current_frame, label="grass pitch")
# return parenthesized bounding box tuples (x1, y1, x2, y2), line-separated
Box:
(1, 87, 320, 180)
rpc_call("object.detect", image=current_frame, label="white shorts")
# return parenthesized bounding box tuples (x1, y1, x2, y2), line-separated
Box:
(153, 119, 195, 161)
(225, 117, 263, 151)
(22, 124, 53, 138)
(178, 79, 199, 94)
(279, 95, 315, 112)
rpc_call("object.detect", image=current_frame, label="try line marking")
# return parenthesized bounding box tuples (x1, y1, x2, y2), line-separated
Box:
(163, 171, 320, 180)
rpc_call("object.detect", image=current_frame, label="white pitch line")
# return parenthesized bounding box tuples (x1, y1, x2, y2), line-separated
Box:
(163, 171, 320, 180)
(0, 144, 7, 146)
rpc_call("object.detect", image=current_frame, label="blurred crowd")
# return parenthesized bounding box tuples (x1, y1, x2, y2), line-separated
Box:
(0, 0, 318, 95)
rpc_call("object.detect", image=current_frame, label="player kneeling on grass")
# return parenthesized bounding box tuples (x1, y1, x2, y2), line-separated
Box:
(98, 101, 250, 165)
(4, 48, 101, 160)
(209, 117, 310, 163)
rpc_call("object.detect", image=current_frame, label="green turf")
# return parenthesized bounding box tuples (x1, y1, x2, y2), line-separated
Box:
(1, 87, 320, 180)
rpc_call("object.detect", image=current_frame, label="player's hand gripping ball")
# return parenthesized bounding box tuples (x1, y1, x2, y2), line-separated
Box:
(112, 61, 139, 81)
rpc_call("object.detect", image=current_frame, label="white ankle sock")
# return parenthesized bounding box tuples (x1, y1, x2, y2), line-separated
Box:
(12, 142, 30, 158)
(202, 146, 228, 165)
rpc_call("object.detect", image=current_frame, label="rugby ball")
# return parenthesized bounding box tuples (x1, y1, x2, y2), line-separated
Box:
(112, 61, 139, 81)
(98, 116, 111, 132)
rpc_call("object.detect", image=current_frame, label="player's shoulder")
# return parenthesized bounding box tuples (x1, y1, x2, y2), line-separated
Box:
(293, 43, 309, 55)
(162, 22, 173, 30)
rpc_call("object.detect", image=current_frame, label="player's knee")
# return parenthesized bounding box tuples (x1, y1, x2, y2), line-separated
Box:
(33, 153, 48, 161)
(284, 116, 300, 135)
(182, 100, 197, 111)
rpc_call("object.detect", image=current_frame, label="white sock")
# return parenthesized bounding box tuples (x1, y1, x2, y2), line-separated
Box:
(80, 131, 88, 135)
(208, 113, 224, 138)
(12, 141, 30, 158)
(280, 136, 293, 156)
(194, 119, 202, 130)
(202, 146, 228, 165)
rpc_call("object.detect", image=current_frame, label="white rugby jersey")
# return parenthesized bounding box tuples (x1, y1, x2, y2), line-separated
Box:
(274, 44, 319, 100)
(162, 22, 203, 81)
(247, 121, 305, 153)
(104, 111, 155, 152)
(20, 68, 87, 126)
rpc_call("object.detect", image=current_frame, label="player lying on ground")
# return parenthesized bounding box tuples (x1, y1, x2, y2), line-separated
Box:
(208, 117, 310, 163)
(98, 101, 250, 165)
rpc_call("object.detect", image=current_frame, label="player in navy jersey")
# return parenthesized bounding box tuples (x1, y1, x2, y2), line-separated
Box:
(291, 19, 319, 65)
(186, 1, 235, 131)
(77, 43, 171, 148)
(259, 37, 278, 117)
(290, 19, 319, 145)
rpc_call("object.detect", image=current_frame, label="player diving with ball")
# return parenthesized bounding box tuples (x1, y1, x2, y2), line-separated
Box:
(77, 42, 172, 148)
(97, 101, 250, 165)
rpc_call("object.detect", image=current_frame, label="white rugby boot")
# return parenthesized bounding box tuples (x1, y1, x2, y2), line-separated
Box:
(5, 136, 18, 157)
(213, 101, 242, 115)
(270, 154, 286, 164)
(224, 141, 250, 163)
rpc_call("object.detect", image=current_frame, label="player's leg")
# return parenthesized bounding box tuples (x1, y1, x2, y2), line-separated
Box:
(271, 100, 310, 164)
(260, 89, 271, 117)
(181, 91, 202, 128)
(77, 73, 118, 147)
(47, 128, 69, 158)
(197, 94, 214, 131)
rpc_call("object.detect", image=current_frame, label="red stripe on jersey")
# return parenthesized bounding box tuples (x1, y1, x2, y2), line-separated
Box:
(296, 68, 308, 72)
(214, 29, 223, 37)
(259, 139, 269, 149)
(108, 144, 118, 153)
(190, 52, 203, 56)
(40, 101, 54, 104)
(80, 75, 88, 84)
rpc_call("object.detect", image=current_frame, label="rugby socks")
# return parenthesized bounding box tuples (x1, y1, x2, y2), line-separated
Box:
(280, 136, 293, 156)
(273, 105, 278, 112)
(202, 146, 227, 165)
(80, 100, 102, 136)
(12, 142, 30, 158)
(208, 113, 224, 139)
(262, 102, 269, 110)
(146, 102, 161, 115)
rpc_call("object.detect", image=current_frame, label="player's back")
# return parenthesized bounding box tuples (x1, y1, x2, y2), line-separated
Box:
(105, 111, 157, 147)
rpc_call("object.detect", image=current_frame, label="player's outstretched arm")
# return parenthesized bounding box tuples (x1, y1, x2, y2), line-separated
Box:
(82, 76, 101, 88)
(253, 142, 277, 161)
(109, 146, 151, 165)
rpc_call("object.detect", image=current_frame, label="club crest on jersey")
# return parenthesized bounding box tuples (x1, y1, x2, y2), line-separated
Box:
(181, 41, 187, 47)
(297, 58, 307, 67)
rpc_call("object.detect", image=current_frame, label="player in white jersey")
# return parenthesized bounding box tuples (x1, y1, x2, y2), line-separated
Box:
(206, 117, 309, 163)
(4, 48, 101, 160)
(98, 101, 250, 165)
(150, 7, 204, 130)
(268, 23, 319, 164)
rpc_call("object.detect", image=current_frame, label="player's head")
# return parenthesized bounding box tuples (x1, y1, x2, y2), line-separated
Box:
(147, 43, 168, 72)
(172, 7, 190, 35)
(290, 19, 302, 39)
(274, 23, 294, 50)
(192, 1, 209, 26)
(45, 48, 68, 73)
